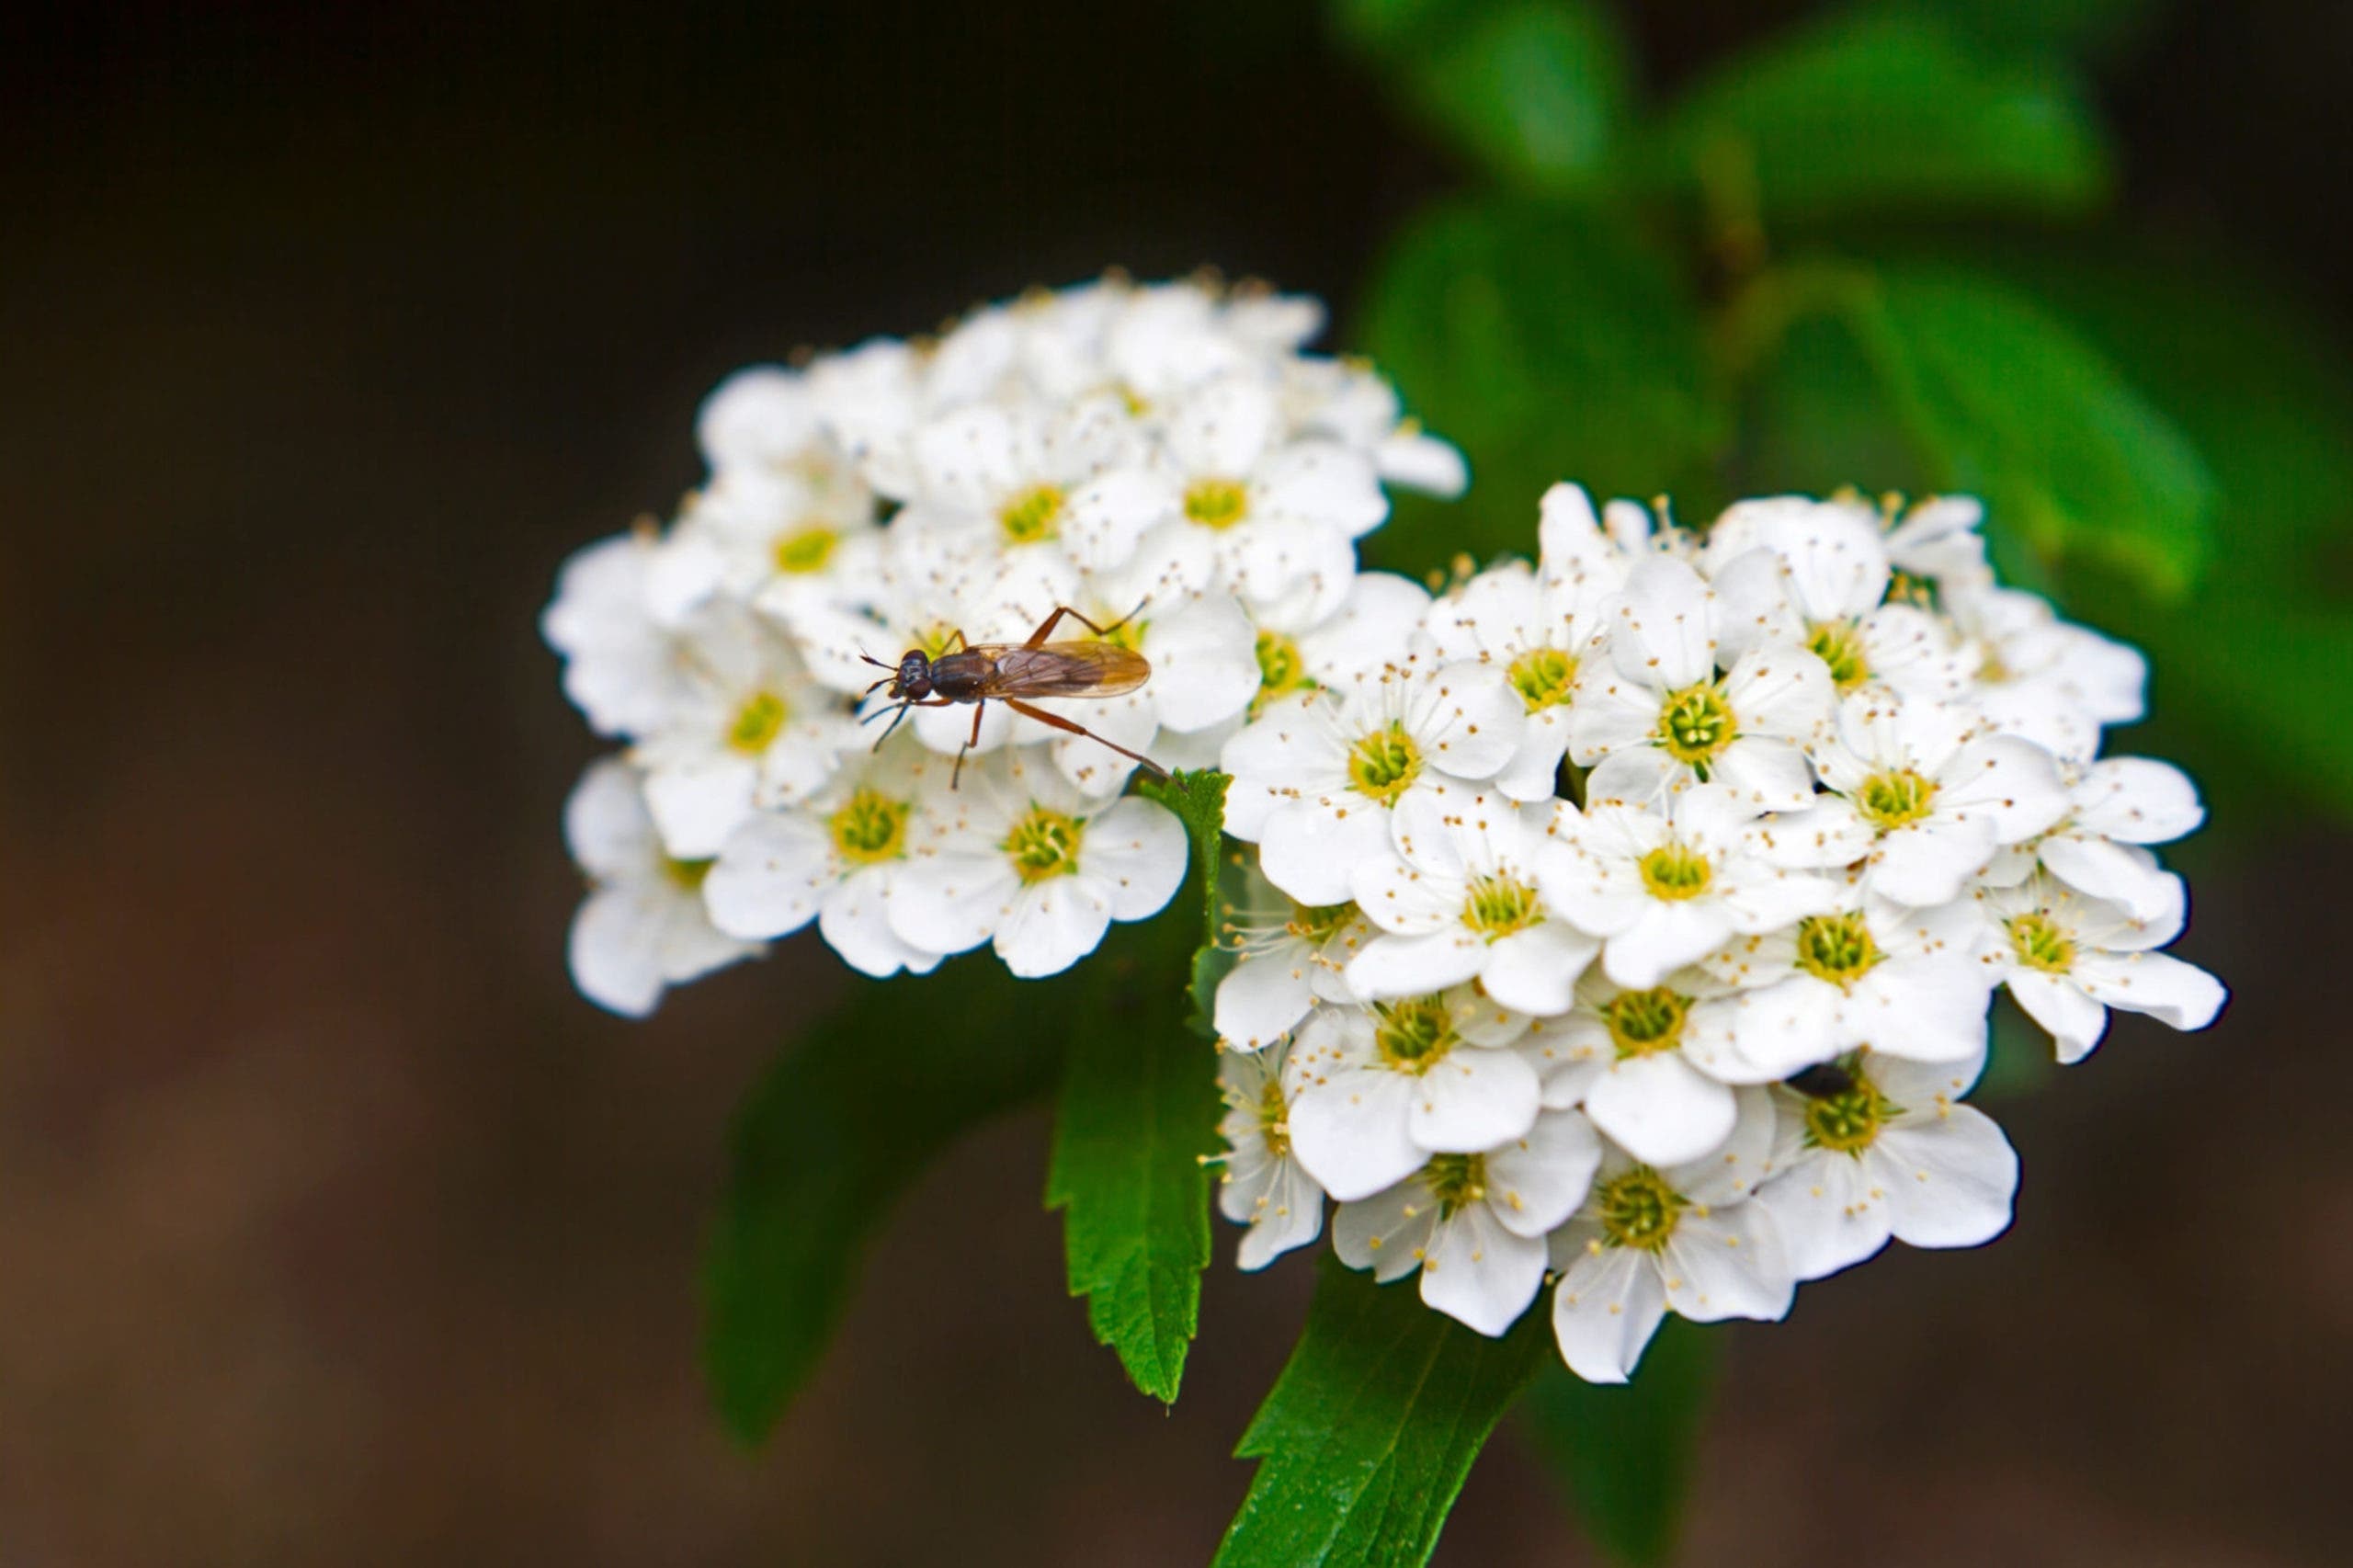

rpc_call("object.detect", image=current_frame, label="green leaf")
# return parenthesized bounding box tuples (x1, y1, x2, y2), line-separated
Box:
(1356, 199, 1729, 568)
(1215, 1257, 1553, 1568)
(702, 958, 1063, 1444)
(1835, 262, 2215, 597)
(1878, 0, 2164, 62)
(1518, 1317, 1720, 1566)
(1138, 767, 1233, 1028)
(1043, 930, 1221, 1403)
(1639, 13, 2109, 223)
(1340, 0, 1632, 193)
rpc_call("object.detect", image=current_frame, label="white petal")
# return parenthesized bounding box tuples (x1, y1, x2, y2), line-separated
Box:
(1420, 1208, 1548, 1336)
(1215, 949, 1318, 1051)
(994, 880, 1116, 978)
(887, 852, 1013, 958)
(1063, 468, 1178, 572)
(1585, 1054, 1738, 1168)
(1602, 903, 1734, 991)
(1290, 1070, 1427, 1202)
(1612, 557, 1717, 690)
(702, 811, 833, 938)
(816, 873, 938, 978)
(1082, 799, 1189, 920)
(564, 758, 660, 879)
(1254, 441, 1388, 537)
(569, 888, 669, 1017)
(2006, 969, 2109, 1063)
(1869, 816, 1995, 909)
(1764, 1148, 1892, 1280)
(2074, 950, 2227, 1034)
(1876, 1108, 2018, 1249)
(1707, 736, 1816, 813)
(1332, 1179, 1437, 1283)
(1479, 922, 1600, 1017)
(1408, 1047, 1542, 1153)
(2072, 756, 2203, 844)
(1347, 929, 1488, 1000)
(1552, 1244, 1668, 1385)
(1937, 734, 2068, 844)
(1661, 1206, 1792, 1323)
(1722, 645, 1835, 746)
(641, 755, 759, 860)
(1483, 1109, 1604, 1237)
(1169, 375, 1279, 477)
(1257, 798, 1395, 906)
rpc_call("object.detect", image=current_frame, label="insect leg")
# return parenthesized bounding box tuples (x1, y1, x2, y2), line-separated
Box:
(952, 699, 986, 790)
(1003, 697, 1168, 779)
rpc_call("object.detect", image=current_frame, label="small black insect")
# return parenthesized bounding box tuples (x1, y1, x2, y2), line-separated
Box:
(860, 604, 1166, 787)
(1784, 1062, 1859, 1099)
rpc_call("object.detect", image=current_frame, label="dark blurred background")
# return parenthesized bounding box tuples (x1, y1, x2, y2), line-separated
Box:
(2, 3, 2347, 1563)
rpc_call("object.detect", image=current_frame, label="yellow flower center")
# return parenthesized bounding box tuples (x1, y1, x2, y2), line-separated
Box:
(2006, 912, 2075, 973)
(1856, 768, 1938, 830)
(827, 788, 912, 867)
(726, 690, 790, 754)
(1596, 1166, 1686, 1252)
(1287, 901, 1357, 946)
(1256, 1076, 1291, 1160)
(1001, 806, 1085, 885)
(1373, 996, 1459, 1075)
(1794, 913, 1881, 987)
(1463, 874, 1543, 941)
(1654, 680, 1735, 767)
(1183, 477, 1250, 530)
(772, 523, 840, 575)
(1347, 722, 1424, 805)
(1807, 619, 1870, 689)
(1423, 1152, 1488, 1217)
(998, 483, 1065, 544)
(1638, 842, 1714, 902)
(1507, 646, 1577, 712)
(1801, 1068, 1902, 1155)
(1254, 629, 1316, 710)
(663, 857, 715, 892)
(1603, 987, 1690, 1059)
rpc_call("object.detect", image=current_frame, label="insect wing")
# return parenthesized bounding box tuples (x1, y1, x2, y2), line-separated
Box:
(971, 641, 1151, 699)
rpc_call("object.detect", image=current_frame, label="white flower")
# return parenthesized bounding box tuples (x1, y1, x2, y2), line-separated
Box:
(1705, 494, 1974, 700)
(1282, 355, 1469, 497)
(1691, 892, 1994, 1077)
(645, 454, 880, 629)
(563, 759, 759, 1017)
(1983, 756, 2203, 922)
(885, 751, 1188, 978)
(1347, 790, 1599, 1016)
(1214, 1041, 1328, 1270)
(628, 602, 863, 858)
(1335, 1108, 1603, 1335)
(1758, 1049, 2018, 1281)
(1568, 555, 1836, 812)
(897, 394, 1151, 565)
(1222, 659, 1524, 906)
(700, 740, 947, 979)
(1971, 875, 2225, 1062)
(542, 529, 695, 739)
(694, 366, 828, 484)
(1077, 374, 1385, 615)
(1761, 690, 2068, 909)
(1284, 989, 1543, 1201)
(1953, 585, 2146, 764)
(1421, 500, 1616, 801)
(1212, 869, 1371, 1051)
(1539, 784, 1837, 991)
(1881, 494, 1992, 592)
(1521, 970, 1750, 1167)
(1550, 1087, 1790, 1383)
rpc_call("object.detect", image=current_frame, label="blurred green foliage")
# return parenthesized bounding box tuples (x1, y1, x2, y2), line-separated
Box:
(1519, 1319, 1720, 1567)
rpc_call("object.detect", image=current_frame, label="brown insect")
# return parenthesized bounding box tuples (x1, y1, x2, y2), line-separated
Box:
(860, 604, 1167, 787)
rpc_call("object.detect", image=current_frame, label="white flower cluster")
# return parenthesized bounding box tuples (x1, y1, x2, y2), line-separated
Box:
(1209, 484, 2227, 1381)
(543, 275, 1465, 1014)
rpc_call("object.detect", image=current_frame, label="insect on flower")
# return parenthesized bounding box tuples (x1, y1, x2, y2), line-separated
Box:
(860, 604, 1167, 787)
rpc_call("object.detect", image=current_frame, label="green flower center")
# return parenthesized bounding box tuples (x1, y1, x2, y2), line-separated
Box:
(773, 523, 840, 575)
(663, 857, 715, 892)
(827, 788, 912, 867)
(1463, 874, 1543, 941)
(1001, 806, 1085, 885)
(1254, 629, 1316, 709)
(1883, 570, 1937, 610)
(1654, 680, 1735, 767)
(726, 690, 790, 754)
(1807, 619, 1870, 690)
(2006, 912, 2075, 974)
(1856, 768, 1938, 830)
(1800, 1062, 1903, 1155)
(1287, 901, 1357, 946)
(1638, 842, 1714, 902)
(998, 483, 1065, 544)
(1423, 1152, 1488, 1218)
(1256, 1076, 1291, 1160)
(1603, 987, 1690, 1059)
(1347, 722, 1424, 805)
(1596, 1166, 1686, 1252)
(1183, 477, 1250, 530)
(1507, 646, 1577, 712)
(1795, 913, 1881, 987)
(1373, 996, 1459, 1074)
